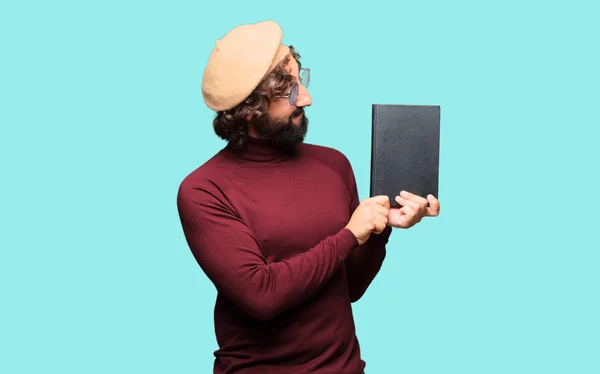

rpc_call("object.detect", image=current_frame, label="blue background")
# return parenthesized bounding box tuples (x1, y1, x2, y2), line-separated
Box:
(1, 0, 599, 373)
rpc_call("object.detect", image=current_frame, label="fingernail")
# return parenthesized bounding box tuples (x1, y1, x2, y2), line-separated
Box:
(400, 191, 409, 197)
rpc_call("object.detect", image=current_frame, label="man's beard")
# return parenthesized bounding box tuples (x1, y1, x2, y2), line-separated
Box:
(251, 107, 308, 149)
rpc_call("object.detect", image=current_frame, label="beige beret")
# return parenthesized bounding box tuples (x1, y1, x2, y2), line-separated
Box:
(201, 20, 290, 111)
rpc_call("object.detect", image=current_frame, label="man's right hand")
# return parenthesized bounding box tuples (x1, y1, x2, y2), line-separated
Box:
(345, 195, 390, 245)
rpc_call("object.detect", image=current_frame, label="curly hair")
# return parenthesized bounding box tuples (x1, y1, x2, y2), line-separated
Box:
(212, 45, 302, 150)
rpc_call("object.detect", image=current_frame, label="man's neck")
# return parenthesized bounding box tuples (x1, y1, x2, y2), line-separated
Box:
(247, 126, 260, 139)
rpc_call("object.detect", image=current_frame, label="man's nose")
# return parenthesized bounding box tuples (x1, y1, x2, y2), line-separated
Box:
(296, 83, 312, 107)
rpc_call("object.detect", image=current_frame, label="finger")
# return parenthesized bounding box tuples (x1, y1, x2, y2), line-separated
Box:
(371, 207, 389, 228)
(426, 194, 440, 216)
(400, 190, 428, 205)
(396, 199, 417, 216)
(393, 206, 416, 228)
(374, 204, 390, 217)
(371, 195, 391, 208)
(378, 212, 389, 227)
(395, 195, 420, 212)
(399, 191, 428, 215)
(373, 218, 387, 234)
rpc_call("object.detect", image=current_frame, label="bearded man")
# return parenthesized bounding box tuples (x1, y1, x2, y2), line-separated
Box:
(177, 20, 440, 374)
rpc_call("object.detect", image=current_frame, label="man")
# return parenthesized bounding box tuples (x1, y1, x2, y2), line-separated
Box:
(177, 20, 440, 374)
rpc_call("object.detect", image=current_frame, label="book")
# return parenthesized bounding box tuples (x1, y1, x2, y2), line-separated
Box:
(370, 104, 441, 206)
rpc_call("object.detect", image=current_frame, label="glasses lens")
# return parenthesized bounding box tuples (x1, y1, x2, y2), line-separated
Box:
(289, 83, 299, 105)
(300, 68, 310, 87)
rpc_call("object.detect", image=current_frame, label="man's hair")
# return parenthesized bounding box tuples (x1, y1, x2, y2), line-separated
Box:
(212, 45, 302, 150)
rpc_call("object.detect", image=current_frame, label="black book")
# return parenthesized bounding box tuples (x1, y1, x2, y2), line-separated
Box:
(370, 104, 441, 207)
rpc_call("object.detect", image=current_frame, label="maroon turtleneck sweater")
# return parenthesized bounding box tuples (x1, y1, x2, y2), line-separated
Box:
(177, 136, 392, 374)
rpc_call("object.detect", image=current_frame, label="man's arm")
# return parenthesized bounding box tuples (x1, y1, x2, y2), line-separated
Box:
(343, 162, 393, 303)
(344, 225, 391, 302)
(176, 180, 359, 321)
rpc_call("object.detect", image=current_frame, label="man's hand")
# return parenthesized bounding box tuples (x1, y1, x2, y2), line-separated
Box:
(345, 195, 391, 245)
(388, 190, 440, 229)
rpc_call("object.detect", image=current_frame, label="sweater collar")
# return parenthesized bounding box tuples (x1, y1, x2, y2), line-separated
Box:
(226, 135, 296, 162)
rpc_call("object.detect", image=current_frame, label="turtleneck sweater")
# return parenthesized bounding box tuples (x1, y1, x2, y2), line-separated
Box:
(177, 136, 392, 374)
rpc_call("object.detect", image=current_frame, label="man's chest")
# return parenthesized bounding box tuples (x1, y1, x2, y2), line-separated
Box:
(230, 165, 353, 262)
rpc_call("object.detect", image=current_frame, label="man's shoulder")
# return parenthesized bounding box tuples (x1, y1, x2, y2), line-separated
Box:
(177, 149, 236, 200)
(298, 142, 353, 172)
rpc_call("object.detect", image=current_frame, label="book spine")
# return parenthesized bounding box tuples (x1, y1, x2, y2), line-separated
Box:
(370, 104, 377, 198)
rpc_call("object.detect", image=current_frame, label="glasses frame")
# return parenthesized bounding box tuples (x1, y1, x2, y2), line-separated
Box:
(276, 68, 310, 106)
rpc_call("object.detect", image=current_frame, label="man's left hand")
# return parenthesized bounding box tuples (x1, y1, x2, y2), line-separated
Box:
(388, 190, 440, 229)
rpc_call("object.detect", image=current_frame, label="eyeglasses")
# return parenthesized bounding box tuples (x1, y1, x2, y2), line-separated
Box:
(277, 68, 310, 106)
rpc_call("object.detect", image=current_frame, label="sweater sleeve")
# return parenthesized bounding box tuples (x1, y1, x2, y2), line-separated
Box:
(176, 179, 359, 321)
(343, 159, 392, 303)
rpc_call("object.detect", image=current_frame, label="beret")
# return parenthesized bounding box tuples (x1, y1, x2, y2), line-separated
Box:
(201, 20, 290, 111)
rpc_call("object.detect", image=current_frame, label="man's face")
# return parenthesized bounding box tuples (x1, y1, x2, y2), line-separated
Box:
(250, 58, 313, 148)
